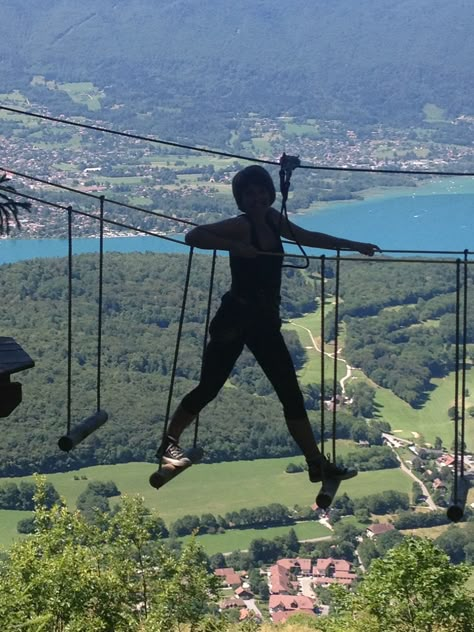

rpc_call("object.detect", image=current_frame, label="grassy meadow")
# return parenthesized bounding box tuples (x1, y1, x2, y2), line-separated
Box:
(0, 451, 412, 550)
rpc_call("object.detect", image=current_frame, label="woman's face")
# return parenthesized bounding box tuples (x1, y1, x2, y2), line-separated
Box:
(240, 183, 272, 214)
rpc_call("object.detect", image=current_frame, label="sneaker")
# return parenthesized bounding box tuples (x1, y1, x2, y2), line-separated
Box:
(156, 436, 191, 467)
(307, 457, 358, 483)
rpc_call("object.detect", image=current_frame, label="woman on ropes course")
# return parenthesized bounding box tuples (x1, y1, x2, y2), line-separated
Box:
(156, 165, 380, 484)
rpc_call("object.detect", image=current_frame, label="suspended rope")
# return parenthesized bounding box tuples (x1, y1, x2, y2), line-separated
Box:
(315, 254, 344, 510)
(331, 252, 341, 465)
(58, 199, 108, 452)
(158, 248, 195, 470)
(447, 258, 469, 522)
(319, 255, 326, 460)
(461, 250, 469, 480)
(193, 250, 217, 449)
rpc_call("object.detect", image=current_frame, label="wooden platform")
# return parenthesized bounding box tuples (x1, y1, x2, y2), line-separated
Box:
(0, 337, 34, 379)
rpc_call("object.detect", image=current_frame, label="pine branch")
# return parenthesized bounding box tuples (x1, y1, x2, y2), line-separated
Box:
(0, 173, 32, 236)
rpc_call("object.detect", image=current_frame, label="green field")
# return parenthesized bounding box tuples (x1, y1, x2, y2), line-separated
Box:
(374, 371, 474, 450)
(30, 77, 105, 111)
(0, 454, 412, 550)
(288, 309, 474, 451)
(181, 521, 331, 555)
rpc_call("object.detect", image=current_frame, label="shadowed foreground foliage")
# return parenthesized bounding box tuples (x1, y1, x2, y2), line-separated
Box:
(0, 480, 473, 631)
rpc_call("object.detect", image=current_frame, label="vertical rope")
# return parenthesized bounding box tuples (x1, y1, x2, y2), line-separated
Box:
(461, 250, 468, 477)
(331, 252, 341, 463)
(159, 248, 194, 463)
(320, 255, 326, 457)
(193, 250, 217, 447)
(67, 206, 73, 436)
(453, 258, 461, 505)
(96, 196, 105, 412)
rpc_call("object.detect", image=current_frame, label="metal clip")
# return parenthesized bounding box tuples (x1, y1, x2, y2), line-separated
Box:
(279, 153, 301, 174)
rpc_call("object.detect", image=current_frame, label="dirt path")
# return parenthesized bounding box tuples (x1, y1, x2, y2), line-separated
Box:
(290, 321, 354, 394)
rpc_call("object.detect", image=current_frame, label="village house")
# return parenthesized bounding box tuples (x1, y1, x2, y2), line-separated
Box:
(312, 557, 358, 587)
(313, 557, 351, 577)
(219, 597, 245, 610)
(436, 454, 456, 468)
(366, 523, 395, 539)
(269, 595, 316, 624)
(214, 567, 242, 589)
(277, 557, 313, 577)
(268, 563, 292, 595)
(235, 587, 254, 601)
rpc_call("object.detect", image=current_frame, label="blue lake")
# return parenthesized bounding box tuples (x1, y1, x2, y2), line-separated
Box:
(1, 182, 473, 264)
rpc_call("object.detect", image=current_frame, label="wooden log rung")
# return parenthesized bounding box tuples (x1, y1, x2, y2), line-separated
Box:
(316, 477, 341, 510)
(447, 476, 470, 523)
(58, 410, 108, 452)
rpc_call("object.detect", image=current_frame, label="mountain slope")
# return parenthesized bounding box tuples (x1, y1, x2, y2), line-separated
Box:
(1, 1, 473, 126)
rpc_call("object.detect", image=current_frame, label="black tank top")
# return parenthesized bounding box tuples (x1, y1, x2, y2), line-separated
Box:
(229, 212, 283, 306)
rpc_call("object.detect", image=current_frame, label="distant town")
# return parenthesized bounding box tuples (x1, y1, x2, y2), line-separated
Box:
(1, 96, 473, 240)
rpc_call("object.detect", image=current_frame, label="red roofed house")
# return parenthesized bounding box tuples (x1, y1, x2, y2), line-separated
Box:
(366, 523, 395, 539)
(314, 558, 351, 577)
(269, 595, 316, 623)
(219, 597, 245, 610)
(437, 454, 455, 468)
(235, 587, 254, 600)
(268, 563, 291, 595)
(214, 567, 242, 588)
(277, 557, 312, 577)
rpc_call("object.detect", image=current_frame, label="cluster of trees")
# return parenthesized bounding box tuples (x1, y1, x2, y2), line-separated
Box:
(330, 537, 474, 632)
(331, 490, 410, 517)
(341, 446, 399, 471)
(1, 478, 221, 632)
(394, 509, 451, 530)
(0, 480, 59, 510)
(434, 522, 474, 565)
(170, 503, 295, 537)
(286, 445, 398, 475)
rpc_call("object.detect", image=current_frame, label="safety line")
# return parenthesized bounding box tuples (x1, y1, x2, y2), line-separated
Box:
(194, 250, 217, 448)
(453, 259, 461, 505)
(67, 206, 73, 436)
(320, 255, 326, 458)
(97, 196, 105, 412)
(331, 253, 341, 464)
(158, 248, 195, 470)
(1, 104, 474, 178)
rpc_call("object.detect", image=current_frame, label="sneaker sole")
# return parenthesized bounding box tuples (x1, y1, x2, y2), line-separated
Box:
(162, 456, 192, 467)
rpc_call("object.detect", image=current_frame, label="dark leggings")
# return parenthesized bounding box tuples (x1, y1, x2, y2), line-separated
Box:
(182, 309, 306, 419)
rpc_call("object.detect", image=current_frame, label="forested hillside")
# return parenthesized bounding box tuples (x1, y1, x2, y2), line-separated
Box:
(1, 0, 473, 137)
(0, 252, 324, 476)
(0, 252, 472, 476)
